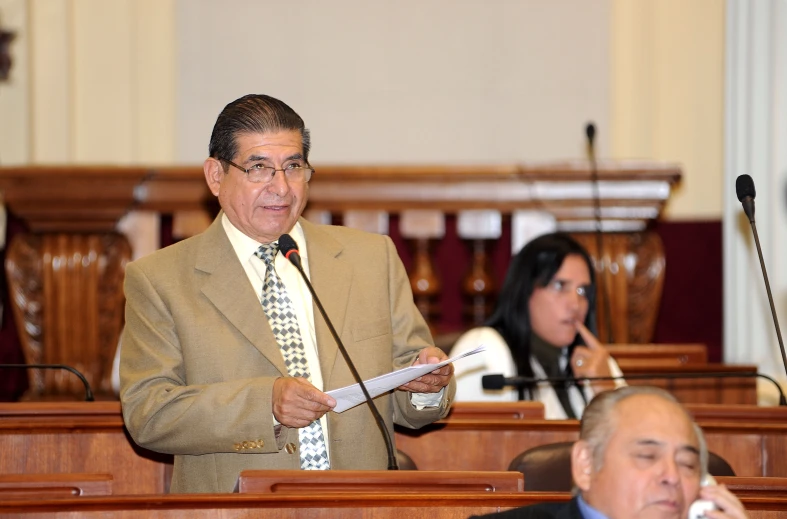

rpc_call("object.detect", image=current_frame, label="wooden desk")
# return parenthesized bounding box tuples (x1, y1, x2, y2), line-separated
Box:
(718, 476, 787, 498)
(0, 402, 171, 495)
(236, 470, 524, 493)
(608, 343, 708, 366)
(0, 473, 112, 499)
(446, 401, 544, 420)
(1, 492, 785, 519)
(449, 401, 787, 425)
(619, 364, 758, 404)
(3, 401, 786, 497)
(395, 418, 787, 477)
(686, 404, 787, 424)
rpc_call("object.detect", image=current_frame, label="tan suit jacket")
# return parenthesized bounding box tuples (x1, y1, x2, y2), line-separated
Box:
(120, 216, 454, 493)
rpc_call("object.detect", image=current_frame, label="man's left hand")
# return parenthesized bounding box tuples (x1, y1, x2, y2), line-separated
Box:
(397, 347, 453, 393)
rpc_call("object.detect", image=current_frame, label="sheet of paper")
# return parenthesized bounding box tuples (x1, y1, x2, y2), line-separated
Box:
(327, 344, 485, 413)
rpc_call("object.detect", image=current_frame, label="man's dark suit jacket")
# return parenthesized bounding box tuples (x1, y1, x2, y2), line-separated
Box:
(472, 497, 585, 519)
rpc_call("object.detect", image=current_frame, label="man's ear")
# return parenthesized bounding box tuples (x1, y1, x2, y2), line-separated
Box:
(571, 440, 594, 492)
(204, 157, 224, 197)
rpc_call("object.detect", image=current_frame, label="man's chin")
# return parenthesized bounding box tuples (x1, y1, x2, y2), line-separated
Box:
(642, 499, 685, 519)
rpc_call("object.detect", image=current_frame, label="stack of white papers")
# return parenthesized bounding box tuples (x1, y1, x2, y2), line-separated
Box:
(327, 344, 485, 413)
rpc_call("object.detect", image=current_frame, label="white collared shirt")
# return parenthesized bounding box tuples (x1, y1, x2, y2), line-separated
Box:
(221, 215, 331, 451)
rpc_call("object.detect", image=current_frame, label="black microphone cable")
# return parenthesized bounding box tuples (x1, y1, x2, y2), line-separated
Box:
(0, 364, 95, 401)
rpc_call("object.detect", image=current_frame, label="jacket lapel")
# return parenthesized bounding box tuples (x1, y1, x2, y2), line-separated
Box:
(300, 219, 352, 388)
(558, 496, 585, 519)
(195, 215, 288, 376)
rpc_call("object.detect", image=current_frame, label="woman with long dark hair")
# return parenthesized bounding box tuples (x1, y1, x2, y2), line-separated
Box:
(450, 232, 624, 419)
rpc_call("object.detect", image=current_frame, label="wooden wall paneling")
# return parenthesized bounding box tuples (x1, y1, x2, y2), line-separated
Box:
(762, 434, 787, 479)
(703, 432, 765, 477)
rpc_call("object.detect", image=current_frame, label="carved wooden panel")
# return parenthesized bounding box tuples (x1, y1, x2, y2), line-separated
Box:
(572, 231, 665, 343)
(5, 233, 130, 398)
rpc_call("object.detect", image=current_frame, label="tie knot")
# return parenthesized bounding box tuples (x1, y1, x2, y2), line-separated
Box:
(255, 243, 278, 266)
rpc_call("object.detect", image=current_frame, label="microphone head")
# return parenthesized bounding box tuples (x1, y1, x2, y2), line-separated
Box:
(481, 374, 506, 390)
(278, 234, 299, 256)
(736, 174, 756, 201)
(277, 234, 301, 268)
(585, 122, 596, 144)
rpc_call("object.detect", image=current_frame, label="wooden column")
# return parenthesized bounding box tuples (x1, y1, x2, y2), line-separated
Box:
(0, 167, 148, 399)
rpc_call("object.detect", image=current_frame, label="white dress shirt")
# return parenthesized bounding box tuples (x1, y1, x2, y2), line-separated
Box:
(222, 215, 332, 452)
(223, 215, 442, 451)
(449, 326, 625, 419)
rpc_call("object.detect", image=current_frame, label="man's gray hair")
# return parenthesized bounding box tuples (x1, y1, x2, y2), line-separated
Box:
(580, 386, 707, 474)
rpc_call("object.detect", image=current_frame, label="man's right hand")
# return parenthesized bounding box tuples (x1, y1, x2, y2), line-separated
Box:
(272, 377, 336, 428)
(699, 484, 750, 519)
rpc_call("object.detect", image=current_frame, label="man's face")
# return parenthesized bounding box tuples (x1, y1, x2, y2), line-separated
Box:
(204, 130, 309, 243)
(573, 395, 702, 519)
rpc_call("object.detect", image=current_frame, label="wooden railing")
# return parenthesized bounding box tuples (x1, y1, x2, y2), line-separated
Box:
(0, 163, 681, 399)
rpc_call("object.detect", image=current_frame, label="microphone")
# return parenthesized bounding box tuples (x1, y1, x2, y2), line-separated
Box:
(277, 234, 399, 470)
(586, 122, 614, 343)
(735, 174, 787, 380)
(0, 364, 95, 401)
(482, 371, 787, 406)
(585, 123, 596, 157)
(736, 174, 756, 223)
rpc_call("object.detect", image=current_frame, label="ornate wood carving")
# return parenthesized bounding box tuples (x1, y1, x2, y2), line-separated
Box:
(5, 233, 130, 399)
(572, 231, 665, 343)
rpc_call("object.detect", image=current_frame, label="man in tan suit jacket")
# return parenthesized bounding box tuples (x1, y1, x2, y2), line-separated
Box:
(120, 94, 455, 493)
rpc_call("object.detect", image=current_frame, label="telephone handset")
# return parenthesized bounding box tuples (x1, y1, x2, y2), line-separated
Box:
(687, 474, 719, 519)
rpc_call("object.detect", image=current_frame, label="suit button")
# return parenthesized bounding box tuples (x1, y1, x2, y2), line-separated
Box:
(256, 439, 264, 449)
(233, 443, 241, 451)
(285, 443, 297, 454)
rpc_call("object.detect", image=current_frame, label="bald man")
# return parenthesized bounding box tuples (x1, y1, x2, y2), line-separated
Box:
(474, 386, 748, 519)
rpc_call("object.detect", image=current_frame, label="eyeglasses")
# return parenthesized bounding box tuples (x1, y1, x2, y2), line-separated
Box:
(220, 158, 314, 184)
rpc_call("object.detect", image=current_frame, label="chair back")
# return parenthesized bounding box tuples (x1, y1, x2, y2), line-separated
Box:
(509, 441, 736, 491)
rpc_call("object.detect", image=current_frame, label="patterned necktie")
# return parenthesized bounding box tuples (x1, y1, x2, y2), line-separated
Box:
(256, 242, 330, 470)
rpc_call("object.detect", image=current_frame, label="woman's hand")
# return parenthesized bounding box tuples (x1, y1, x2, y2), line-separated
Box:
(571, 321, 615, 392)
